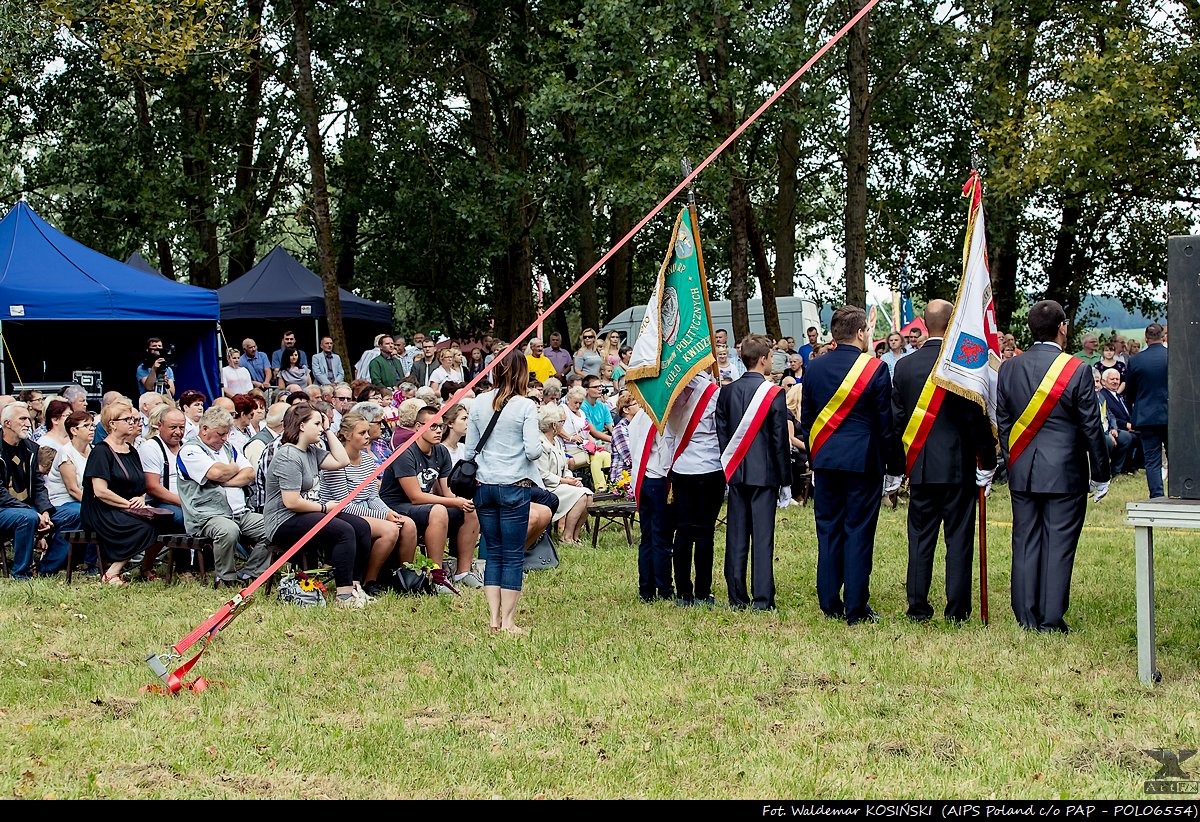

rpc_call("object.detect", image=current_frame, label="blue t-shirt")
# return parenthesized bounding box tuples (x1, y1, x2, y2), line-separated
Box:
(797, 343, 814, 363)
(135, 364, 175, 395)
(242, 351, 271, 383)
(581, 398, 613, 433)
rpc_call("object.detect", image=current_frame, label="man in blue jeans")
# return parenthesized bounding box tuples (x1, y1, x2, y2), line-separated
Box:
(1125, 323, 1169, 498)
(0, 402, 80, 579)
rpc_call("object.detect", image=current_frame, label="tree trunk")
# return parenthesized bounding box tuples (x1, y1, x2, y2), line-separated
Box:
(747, 202, 782, 340)
(1045, 198, 1088, 337)
(132, 76, 175, 280)
(178, 79, 221, 289)
(774, 108, 798, 298)
(843, 0, 872, 309)
(336, 86, 378, 287)
(292, 0, 349, 365)
(573, 185, 598, 331)
(606, 205, 632, 318)
(728, 174, 751, 341)
(227, 0, 265, 282)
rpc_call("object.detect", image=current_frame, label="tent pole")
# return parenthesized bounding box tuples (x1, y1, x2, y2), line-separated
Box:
(314, 317, 320, 355)
(0, 319, 6, 393)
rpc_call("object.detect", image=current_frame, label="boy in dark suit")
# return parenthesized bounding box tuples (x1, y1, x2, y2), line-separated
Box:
(891, 299, 996, 622)
(800, 306, 901, 624)
(715, 335, 789, 610)
(1125, 323, 1168, 498)
(996, 300, 1110, 632)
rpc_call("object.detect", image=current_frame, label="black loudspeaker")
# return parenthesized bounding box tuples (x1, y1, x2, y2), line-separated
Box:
(1168, 235, 1199, 499)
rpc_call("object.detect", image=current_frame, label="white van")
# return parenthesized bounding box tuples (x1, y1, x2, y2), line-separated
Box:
(600, 296, 822, 347)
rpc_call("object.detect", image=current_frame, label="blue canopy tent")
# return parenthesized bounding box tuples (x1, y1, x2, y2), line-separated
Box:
(0, 201, 221, 399)
(217, 245, 393, 356)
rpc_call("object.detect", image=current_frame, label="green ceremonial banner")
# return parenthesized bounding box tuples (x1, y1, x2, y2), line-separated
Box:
(625, 206, 716, 431)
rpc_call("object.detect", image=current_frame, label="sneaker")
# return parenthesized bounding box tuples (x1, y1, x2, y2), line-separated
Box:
(352, 581, 374, 604)
(471, 559, 487, 578)
(431, 573, 460, 597)
(362, 581, 387, 599)
(454, 571, 484, 589)
(336, 593, 364, 609)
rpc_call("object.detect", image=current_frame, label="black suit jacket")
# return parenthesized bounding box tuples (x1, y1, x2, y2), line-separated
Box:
(715, 371, 790, 487)
(1125, 343, 1168, 428)
(996, 343, 1110, 494)
(799, 345, 900, 476)
(1099, 387, 1131, 429)
(891, 340, 996, 485)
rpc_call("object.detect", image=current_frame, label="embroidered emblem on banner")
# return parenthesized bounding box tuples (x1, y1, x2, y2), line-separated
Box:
(951, 332, 988, 370)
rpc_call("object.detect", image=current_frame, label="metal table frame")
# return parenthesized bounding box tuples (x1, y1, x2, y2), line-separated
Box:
(1126, 499, 1200, 685)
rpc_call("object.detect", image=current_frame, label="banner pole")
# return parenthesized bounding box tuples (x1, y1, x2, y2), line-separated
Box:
(978, 487, 989, 626)
(683, 158, 720, 384)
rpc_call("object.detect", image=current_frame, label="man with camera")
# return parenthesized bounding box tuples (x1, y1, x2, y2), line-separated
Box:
(136, 337, 175, 397)
(580, 375, 614, 444)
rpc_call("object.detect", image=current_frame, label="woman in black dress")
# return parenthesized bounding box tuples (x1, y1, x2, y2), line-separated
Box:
(83, 398, 167, 585)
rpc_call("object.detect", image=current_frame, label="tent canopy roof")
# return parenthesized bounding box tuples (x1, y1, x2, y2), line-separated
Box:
(218, 245, 392, 324)
(0, 201, 220, 321)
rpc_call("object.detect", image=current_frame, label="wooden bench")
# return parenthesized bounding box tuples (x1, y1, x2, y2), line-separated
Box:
(587, 498, 638, 549)
(162, 534, 212, 585)
(63, 531, 106, 584)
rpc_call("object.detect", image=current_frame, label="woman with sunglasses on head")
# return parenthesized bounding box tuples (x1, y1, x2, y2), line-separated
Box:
(82, 399, 171, 585)
(573, 328, 602, 379)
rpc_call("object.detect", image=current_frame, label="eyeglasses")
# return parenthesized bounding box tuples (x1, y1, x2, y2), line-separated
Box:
(117, 416, 141, 425)
(426, 423, 446, 431)
(582, 335, 595, 340)
(334, 395, 353, 401)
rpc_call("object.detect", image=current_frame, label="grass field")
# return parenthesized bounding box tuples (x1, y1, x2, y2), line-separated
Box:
(1, 474, 1198, 799)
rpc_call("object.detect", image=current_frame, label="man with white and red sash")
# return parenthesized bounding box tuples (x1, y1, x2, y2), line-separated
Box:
(716, 335, 789, 610)
(892, 300, 996, 622)
(800, 306, 901, 624)
(666, 373, 723, 607)
(997, 300, 1109, 632)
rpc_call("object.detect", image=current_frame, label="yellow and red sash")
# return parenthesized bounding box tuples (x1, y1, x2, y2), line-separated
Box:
(901, 376, 947, 474)
(1007, 352, 1079, 465)
(808, 353, 883, 460)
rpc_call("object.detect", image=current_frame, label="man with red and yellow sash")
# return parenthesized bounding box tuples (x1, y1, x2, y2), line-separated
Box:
(892, 299, 996, 623)
(800, 306, 902, 624)
(997, 300, 1110, 633)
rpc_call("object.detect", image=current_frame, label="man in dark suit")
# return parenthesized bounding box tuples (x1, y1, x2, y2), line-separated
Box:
(715, 334, 790, 610)
(800, 306, 901, 624)
(1125, 323, 1168, 498)
(892, 299, 996, 622)
(1098, 368, 1135, 475)
(997, 300, 1110, 633)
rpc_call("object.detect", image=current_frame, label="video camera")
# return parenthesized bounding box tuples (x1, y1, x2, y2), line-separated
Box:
(142, 343, 177, 372)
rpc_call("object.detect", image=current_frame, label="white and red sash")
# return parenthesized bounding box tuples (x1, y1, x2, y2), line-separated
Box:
(628, 379, 720, 501)
(670, 380, 719, 464)
(720, 380, 783, 481)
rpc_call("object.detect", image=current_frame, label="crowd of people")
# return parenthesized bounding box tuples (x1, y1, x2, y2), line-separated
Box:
(0, 311, 1168, 635)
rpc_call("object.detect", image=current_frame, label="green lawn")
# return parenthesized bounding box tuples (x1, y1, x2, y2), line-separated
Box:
(1, 475, 1198, 799)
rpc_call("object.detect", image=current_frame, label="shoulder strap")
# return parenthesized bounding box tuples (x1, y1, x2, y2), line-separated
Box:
(475, 402, 506, 455)
(154, 437, 170, 490)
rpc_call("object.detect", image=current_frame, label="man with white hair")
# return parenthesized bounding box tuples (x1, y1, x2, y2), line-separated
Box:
(1099, 368, 1134, 475)
(177, 406, 270, 587)
(0, 402, 79, 579)
(355, 334, 387, 381)
(138, 391, 167, 441)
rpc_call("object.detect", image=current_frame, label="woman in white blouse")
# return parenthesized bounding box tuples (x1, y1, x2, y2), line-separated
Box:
(427, 347, 465, 393)
(535, 404, 591, 543)
(222, 348, 254, 398)
(47, 410, 94, 512)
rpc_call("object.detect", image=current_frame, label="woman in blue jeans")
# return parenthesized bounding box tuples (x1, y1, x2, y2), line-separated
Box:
(465, 350, 543, 635)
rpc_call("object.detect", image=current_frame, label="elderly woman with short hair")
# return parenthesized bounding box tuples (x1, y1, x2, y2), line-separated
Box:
(561, 384, 610, 491)
(83, 398, 170, 585)
(535, 403, 592, 544)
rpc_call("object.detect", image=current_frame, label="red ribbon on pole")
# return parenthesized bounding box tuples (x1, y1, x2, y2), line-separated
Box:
(147, 0, 885, 693)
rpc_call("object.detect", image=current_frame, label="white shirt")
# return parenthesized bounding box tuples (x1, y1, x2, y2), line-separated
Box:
(667, 389, 722, 475)
(178, 439, 251, 515)
(138, 437, 180, 497)
(428, 365, 465, 387)
(47, 442, 89, 507)
(562, 405, 591, 440)
(222, 365, 253, 395)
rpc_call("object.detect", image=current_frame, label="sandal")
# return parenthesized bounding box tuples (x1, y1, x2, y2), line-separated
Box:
(101, 571, 128, 587)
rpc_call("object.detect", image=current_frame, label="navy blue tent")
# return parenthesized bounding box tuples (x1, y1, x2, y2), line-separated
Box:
(125, 251, 167, 278)
(218, 245, 392, 323)
(0, 201, 221, 399)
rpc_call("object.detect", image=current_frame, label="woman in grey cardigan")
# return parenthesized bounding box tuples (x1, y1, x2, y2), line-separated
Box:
(465, 350, 543, 635)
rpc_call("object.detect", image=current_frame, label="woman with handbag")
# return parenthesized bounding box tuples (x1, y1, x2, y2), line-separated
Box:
(82, 399, 171, 585)
(465, 349, 543, 635)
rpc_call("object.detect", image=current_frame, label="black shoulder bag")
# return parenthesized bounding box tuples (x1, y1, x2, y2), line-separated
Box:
(447, 403, 505, 500)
